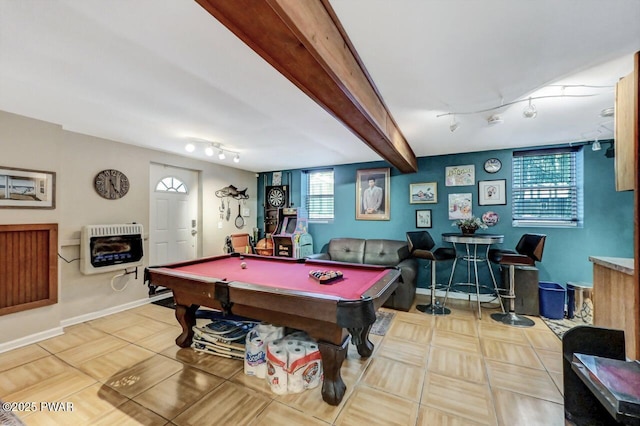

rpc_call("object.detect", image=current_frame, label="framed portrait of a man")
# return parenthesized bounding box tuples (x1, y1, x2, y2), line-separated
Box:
(356, 168, 390, 220)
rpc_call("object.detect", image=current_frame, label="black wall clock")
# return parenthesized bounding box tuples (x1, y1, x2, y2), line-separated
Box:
(94, 169, 130, 199)
(483, 158, 502, 174)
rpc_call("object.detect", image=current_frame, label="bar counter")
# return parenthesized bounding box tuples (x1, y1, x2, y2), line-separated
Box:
(589, 256, 637, 360)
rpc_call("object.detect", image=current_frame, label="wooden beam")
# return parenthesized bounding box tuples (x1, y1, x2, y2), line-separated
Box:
(195, 0, 418, 173)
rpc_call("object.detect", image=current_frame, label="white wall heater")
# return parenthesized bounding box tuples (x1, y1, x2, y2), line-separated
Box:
(80, 224, 144, 275)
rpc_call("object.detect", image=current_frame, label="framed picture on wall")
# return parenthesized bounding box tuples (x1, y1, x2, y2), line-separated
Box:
(356, 167, 390, 220)
(409, 182, 437, 204)
(445, 164, 475, 186)
(448, 193, 472, 220)
(416, 209, 432, 228)
(0, 166, 56, 209)
(478, 179, 507, 205)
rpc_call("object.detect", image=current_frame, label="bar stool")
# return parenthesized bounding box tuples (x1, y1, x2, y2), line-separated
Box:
(489, 234, 546, 327)
(406, 231, 457, 315)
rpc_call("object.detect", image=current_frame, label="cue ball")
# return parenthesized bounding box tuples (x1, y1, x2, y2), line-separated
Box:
(240, 262, 247, 269)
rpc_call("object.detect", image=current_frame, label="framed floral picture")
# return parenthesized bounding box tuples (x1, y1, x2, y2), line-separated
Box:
(416, 209, 432, 228)
(356, 167, 390, 220)
(478, 179, 506, 205)
(409, 182, 437, 204)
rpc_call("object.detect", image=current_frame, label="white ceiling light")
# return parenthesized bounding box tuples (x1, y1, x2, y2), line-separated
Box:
(218, 150, 226, 160)
(233, 154, 240, 163)
(600, 107, 615, 117)
(522, 97, 537, 118)
(204, 144, 214, 157)
(185, 143, 195, 153)
(487, 114, 503, 126)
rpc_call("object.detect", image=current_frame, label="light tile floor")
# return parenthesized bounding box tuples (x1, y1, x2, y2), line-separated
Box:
(0, 295, 565, 425)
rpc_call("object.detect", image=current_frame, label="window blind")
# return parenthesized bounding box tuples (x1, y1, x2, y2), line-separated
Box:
(305, 169, 334, 220)
(512, 148, 579, 226)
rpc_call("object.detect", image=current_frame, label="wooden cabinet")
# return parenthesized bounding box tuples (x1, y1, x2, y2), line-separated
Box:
(589, 256, 637, 360)
(615, 51, 639, 191)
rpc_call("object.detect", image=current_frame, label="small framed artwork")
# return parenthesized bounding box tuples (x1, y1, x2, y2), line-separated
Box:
(478, 179, 507, 206)
(448, 193, 472, 220)
(356, 167, 390, 220)
(445, 164, 475, 186)
(416, 209, 432, 228)
(409, 182, 437, 204)
(0, 166, 56, 209)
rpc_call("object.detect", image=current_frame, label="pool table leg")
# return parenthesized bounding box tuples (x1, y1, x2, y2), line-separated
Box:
(174, 303, 199, 348)
(318, 338, 349, 406)
(349, 323, 374, 357)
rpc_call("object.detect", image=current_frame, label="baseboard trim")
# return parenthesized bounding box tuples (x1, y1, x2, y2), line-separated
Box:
(0, 327, 64, 354)
(0, 294, 171, 354)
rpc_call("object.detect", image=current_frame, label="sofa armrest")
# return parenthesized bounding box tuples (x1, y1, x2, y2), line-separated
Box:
(397, 258, 418, 287)
(307, 253, 330, 261)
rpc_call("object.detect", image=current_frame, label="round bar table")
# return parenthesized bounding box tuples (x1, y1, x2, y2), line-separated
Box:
(441, 232, 505, 318)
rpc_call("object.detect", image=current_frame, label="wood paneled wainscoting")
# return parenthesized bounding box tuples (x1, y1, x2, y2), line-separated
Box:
(0, 223, 58, 316)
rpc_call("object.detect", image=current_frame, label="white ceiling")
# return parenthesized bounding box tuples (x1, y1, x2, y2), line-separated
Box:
(1, 0, 639, 173)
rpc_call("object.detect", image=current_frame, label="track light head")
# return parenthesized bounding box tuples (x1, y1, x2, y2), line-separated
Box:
(218, 150, 226, 160)
(487, 114, 503, 126)
(204, 144, 214, 156)
(185, 143, 195, 153)
(233, 154, 240, 163)
(449, 115, 460, 133)
(522, 98, 537, 118)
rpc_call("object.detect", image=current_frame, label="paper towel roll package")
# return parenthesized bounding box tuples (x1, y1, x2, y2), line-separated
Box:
(302, 343, 323, 390)
(266, 344, 288, 395)
(244, 324, 285, 378)
(247, 327, 323, 395)
(287, 345, 307, 393)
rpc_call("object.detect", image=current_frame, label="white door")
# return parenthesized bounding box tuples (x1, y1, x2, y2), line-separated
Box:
(150, 164, 199, 264)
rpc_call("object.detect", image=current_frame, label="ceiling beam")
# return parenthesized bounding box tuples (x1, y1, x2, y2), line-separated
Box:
(195, 0, 418, 173)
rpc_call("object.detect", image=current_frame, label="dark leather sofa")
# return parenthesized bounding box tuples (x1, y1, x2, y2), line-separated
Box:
(307, 238, 418, 311)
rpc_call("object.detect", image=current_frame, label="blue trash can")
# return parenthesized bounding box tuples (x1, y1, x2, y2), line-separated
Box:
(539, 282, 565, 319)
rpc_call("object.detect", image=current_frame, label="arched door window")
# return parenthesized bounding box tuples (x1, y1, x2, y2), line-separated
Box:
(155, 176, 188, 193)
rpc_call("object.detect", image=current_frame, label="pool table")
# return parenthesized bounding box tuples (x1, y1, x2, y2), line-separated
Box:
(144, 253, 400, 405)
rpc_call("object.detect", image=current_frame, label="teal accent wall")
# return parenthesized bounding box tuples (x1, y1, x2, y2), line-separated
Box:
(258, 143, 634, 289)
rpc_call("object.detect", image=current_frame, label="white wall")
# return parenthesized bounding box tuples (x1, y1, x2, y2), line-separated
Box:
(0, 110, 257, 347)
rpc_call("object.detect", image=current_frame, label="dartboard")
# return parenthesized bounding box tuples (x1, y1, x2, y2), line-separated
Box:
(267, 186, 286, 208)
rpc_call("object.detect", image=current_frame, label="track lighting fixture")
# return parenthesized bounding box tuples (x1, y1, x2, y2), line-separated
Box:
(437, 84, 613, 131)
(522, 97, 537, 118)
(184, 139, 240, 163)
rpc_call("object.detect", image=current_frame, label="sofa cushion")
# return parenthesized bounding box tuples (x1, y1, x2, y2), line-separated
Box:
(327, 238, 366, 264)
(364, 239, 409, 266)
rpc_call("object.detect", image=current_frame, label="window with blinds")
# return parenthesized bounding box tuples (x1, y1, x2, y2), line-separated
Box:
(512, 147, 583, 227)
(303, 169, 334, 221)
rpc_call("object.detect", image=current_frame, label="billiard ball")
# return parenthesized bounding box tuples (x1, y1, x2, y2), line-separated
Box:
(240, 262, 247, 269)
